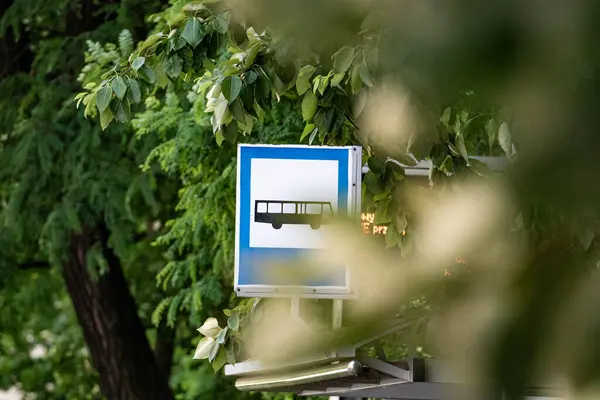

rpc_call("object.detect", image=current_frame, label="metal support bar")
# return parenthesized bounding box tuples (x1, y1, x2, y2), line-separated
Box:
(235, 360, 362, 391)
(358, 357, 411, 382)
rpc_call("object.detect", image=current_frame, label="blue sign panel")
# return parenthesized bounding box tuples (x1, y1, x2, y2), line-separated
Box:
(235, 144, 362, 298)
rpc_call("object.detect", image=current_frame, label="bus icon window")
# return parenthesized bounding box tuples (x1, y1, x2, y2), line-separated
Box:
(254, 200, 334, 230)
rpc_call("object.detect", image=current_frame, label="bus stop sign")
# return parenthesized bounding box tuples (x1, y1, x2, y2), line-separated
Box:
(235, 144, 362, 298)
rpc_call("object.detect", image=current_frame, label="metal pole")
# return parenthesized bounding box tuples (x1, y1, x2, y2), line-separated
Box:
(332, 299, 343, 330)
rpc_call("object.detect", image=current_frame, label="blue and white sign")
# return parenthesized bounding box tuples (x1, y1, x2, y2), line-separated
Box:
(235, 144, 362, 298)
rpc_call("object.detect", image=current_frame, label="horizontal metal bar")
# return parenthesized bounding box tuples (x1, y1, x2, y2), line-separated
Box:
(234, 360, 362, 391)
(361, 156, 507, 175)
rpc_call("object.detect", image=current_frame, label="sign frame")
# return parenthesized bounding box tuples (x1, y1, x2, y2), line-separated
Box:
(234, 144, 362, 299)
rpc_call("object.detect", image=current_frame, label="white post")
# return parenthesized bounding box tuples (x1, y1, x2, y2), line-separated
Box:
(332, 299, 343, 330)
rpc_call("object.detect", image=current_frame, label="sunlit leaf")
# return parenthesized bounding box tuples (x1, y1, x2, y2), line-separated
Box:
(197, 317, 221, 338)
(99, 107, 114, 130)
(498, 121, 512, 156)
(208, 341, 220, 362)
(300, 123, 316, 142)
(193, 336, 215, 359)
(302, 90, 317, 121)
(331, 72, 345, 88)
(131, 56, 145, 71)
(296, 65, 316, 95)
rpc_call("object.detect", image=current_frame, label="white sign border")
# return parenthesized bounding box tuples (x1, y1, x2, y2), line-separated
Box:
(234, 144, 362, 299)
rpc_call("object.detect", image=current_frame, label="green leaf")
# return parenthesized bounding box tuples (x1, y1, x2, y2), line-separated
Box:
(374, 199, 392, 224)
(131, 56, 145, 71)
(244, 70, 258, 84)
(353, 89, 368, 118)
(127, 78, 141, 103)
(358, 57, 374, 87)
(96, 86, 113, 113)
(350, 63, 362, 94)
(182, 18, 205, 48)
(243, 45, 260, 68)
(225, 348, 236, 365)
(114, 100, 130, 123)
(486, 119, 497, 151)
(456, 136, 470, 164)
(333, 46, 355, 73)
(212, 348, 228, 372)
(138, 64, 156, 84)
(312, 76, 321, 94)
(498, 121, 512, 156)
(318, 74, 330, 95)
(368, 156, 385, 175)
(395, 212, 408, 233)
(153, 63, 169, 88)
(441, 107, 451, 125)
(302, 91, 317, 121)
(222, 76, 243, 103)
(163, 55, 182, 78)
(222, 120, 239, 144)
(111, 77, 127, 100)
(385, 226, 402, 249)
(364, 171, 383, 195)
(331, 72, 345, 87)
(401, 234, 414, 257)
(227, 313, 240, 331)
(408, 132, 435, 161)
(580, 228, 594, 251)
(99, 107, 114, 130)
(231, 99, 246, 122)
(168, 36, 187, 52)
(212, 13, 230, 34)
(215, 130, 225, 146)
(183, 2, 209, 13)
(296, 65, 316, 95)
(300, 123, 316, 142)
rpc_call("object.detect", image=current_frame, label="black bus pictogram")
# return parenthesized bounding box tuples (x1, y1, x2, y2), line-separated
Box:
(254, 200, 334, 230)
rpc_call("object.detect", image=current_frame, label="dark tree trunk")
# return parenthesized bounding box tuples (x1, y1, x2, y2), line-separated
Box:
(154, 323, 176, 378)
(61, 225, 174, 400)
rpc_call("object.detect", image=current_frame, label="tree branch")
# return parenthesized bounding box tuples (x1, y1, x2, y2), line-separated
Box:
(18, 261, 51, 270)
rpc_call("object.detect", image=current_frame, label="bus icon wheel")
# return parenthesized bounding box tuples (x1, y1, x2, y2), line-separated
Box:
(272, 221, 282, 230)
(310, 222, 320, 230)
